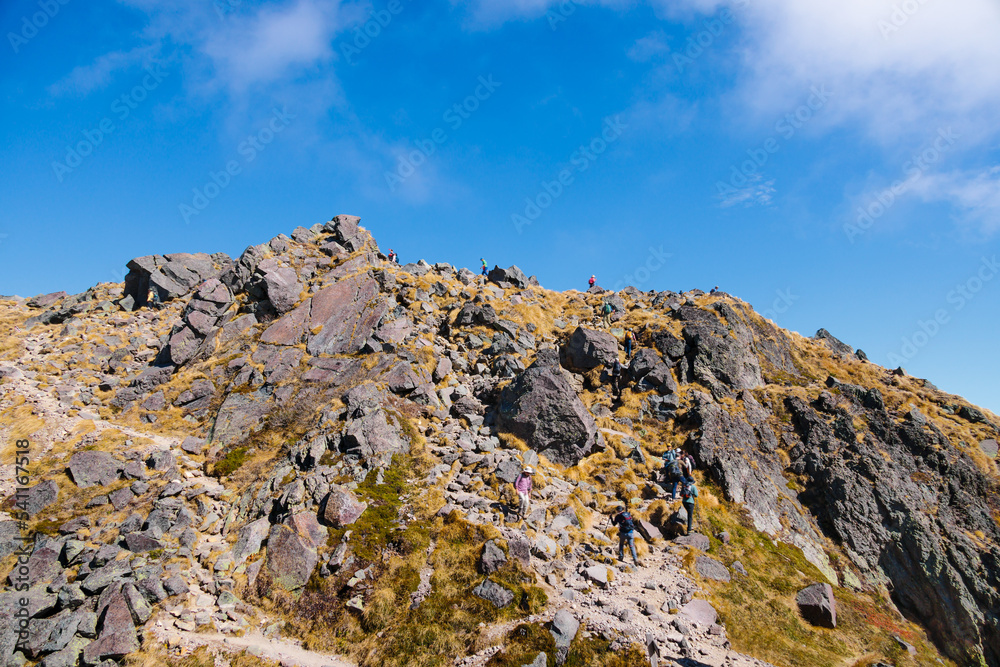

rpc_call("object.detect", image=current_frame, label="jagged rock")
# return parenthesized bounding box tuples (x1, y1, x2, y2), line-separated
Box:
(180, 437, 206, 455)
(82, 588, 139, 663)
(679, 304, 763, 393)
(496, 365, 599, 466)
(123, 252, 229, 307)
(7, 542, 61, 587)
(320, 486, 368, 527)
(67, 451, 120, 488)
(814, 328, 854, 357)
(796, 583, 836, 628)
(0, 521, 22, 560)
(211, 387, 274, 446)
(20, 480, 58, 517)
(562, 327, 617, 371)
(479, 540, 507, 575)
(233, 518, 271, 566)
(488, 265, 529, 289)
(257, 258, 303, 314)
(265, 513, 323, 591)
(472, 578, 514, 608)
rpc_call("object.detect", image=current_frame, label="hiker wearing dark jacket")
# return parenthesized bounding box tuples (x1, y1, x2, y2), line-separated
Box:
(610, 359, 623, 397)
(663, 449, 683, 499)
(623, 329, 635, 359)
(681, 479, 699, 534)
(611, 504, 640, 565)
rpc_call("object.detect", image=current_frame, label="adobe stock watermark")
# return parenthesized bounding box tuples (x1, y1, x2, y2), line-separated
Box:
(844, 127, 958, 243)
(511, 116, 628, 234)
(612, 246, 672, 292)
(670, 0, 749, 73)
(878, 0, 933, 39)
(887, 255, 998, 367)
(760, 288, 799, 322)
(51, 62, 170, 183)
(7, 0, 71, 54)
(179, 107, 296, 224)
(715, 85, 832, 203)
(384, 75, 501, 193)
(339, 0, 410, 64)
(546, 0, 580, 30)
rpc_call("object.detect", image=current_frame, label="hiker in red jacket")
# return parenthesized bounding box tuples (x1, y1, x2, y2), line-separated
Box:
(589, 275, 596, 289)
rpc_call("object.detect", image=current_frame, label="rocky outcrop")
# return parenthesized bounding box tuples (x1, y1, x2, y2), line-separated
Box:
(123, 252, 231, 309)
(496, 360, 599, 466)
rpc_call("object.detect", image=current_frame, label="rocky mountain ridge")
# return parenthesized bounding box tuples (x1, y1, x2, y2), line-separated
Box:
(0, 215, 997, 667)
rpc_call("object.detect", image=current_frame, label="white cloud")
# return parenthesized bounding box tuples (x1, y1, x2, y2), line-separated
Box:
(717, 173, 775, 208)
(47, 45, 161, 96)
(910, 166, 1000, 233)
(627, 30, 670, 62)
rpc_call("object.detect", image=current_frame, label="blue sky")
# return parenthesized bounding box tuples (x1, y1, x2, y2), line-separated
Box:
(2, 0, 999, 414)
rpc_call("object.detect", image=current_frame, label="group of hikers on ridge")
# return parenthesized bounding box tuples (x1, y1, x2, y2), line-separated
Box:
(509, 449, 700, 567)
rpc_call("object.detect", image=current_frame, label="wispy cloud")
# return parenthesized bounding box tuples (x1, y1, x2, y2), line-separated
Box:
(717, 173, 775, 208)
(47, 45, 161, 97)
(910, 166, 1000, 233)
(627, 30, 670, 62)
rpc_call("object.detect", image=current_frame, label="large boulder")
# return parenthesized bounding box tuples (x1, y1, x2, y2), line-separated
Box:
(320, 486, 368, 527)
(813, 328, 854, 358)
(479, 540, 507, 575)
(496, 365, 599, 466)
(488, 265, 529, 289)
(265, 513, 324, 592)
(257, 258, 303, 314)
(340, 386, 411, 468)
(81, 589, 139, 663)
(261, 273, 389, 355)
(678, 304, 763, 394)
(561, 327, 618, 371)
(67, 452, 120, 488)
(796, 583, 836, 628)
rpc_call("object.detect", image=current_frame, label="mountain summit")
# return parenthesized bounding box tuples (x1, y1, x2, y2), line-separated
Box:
(1, 216, 997, 667)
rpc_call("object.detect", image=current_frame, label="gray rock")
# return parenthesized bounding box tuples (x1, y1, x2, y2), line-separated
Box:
(479, 540, 507, 575)
(694, 556, 730, 582)
(814, 328, 854, 357)
(233, 518, 271, 566)
(673, 533, 709, 552)
(562, 327, 618, 371)
(265, 513, 323, 591)
(19, 480, 59, 517)
(496, 365, 599, 466)
(487, 265, 530, 289)
(678, 599, 718, 627)
(258, 258, 303, 314)
(797, 583, 836, 628)
(550, 609, 580, 648)
(320, 486, 368, 527)
(67, 451, 120, 488)
(981, 439, 998, 458)
(521, 652, 548, 667)
(472, 578, 514, 608)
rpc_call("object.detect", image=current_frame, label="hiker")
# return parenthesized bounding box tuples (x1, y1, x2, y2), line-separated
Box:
(681, 477, 699, 534)
(680, 450, 695, 480)
(663, 449, 684, 499)
(600, 301, 615, 328)
(387, 249, 397, 264)
(589, 275, 596, 289)
(610, 503, 640, 566)
(514, 466, 534, 518)
(481, 258, 488, 276)
(610, 358, 623, 398)
(147, 287, 160, 310)
(623, 329, 635, 359)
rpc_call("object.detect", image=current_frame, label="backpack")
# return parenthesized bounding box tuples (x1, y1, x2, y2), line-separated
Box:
(618, 512, 635, 533)
(625, 331, 634, 343)
(666, 460, 682, 478)
(682, 483, 696, 502)
(603, 303, 612, 314)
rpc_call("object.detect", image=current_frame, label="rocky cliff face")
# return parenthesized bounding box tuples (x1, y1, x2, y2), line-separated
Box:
(0, 217, 997, 667)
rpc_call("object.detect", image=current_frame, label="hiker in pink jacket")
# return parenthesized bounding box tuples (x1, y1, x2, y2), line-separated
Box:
(514, 466, 534, 518)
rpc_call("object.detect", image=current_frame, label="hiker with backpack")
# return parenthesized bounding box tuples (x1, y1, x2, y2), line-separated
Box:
(610, 503, 640, 566)
(680, 450, 695, 480)
(589, 275, 596, 289)
(514, 466, 534, 519)
(663, 449, 684, 499)
(681, 477, 699, 535)
(610, 358, 623, 398)
(623, 329, 635, 359)
(481, 258, 488, 276)
(387, 249, 398, 264)
(600, 301, 615, 328)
